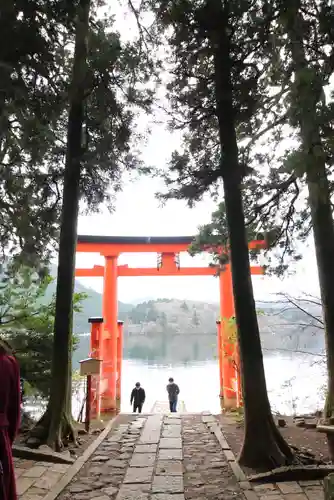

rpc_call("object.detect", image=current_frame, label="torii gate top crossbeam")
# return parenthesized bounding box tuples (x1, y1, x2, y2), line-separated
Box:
(77, 235, 266, 255)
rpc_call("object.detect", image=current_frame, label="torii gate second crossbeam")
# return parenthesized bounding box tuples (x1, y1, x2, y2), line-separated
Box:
(75, 235, 266, 416)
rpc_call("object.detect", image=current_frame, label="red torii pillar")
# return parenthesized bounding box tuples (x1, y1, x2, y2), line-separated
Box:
(216, 320, 224, 405)
(219, 264, 239, 409)
(100, 255, 118, 414)
(116, 320, 124, 413)
(218, 262, 262, 409)
(88, 316, 104, 419)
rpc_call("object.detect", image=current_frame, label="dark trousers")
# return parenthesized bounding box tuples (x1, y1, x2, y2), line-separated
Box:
(133, 403, 143, 413)
(169, 400, 177, 413)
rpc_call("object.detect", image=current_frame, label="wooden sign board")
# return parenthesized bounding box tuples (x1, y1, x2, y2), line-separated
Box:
(79, 357, 102, 376)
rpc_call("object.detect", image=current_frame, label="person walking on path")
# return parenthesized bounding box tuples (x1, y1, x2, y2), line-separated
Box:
(130, 382, 146, 413)
(167, 377, 180, 413)
(0, 338, 21, 500)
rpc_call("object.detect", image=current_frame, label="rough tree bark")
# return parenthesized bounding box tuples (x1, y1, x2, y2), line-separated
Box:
(208, 0, 293, 470)
(282, 0, 334, 457)
(28, 0, 91, 451)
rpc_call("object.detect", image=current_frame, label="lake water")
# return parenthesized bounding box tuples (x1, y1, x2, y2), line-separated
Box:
(27, 353, 326, 419)
(70, 353, 326, 417)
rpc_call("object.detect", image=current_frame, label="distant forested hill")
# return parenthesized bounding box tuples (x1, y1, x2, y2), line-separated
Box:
(45, 265, 324, 367)
(48, 265, 132, 334)
(68, 296, 325, 368)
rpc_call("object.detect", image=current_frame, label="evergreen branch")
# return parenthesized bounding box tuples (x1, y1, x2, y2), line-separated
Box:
(0, 310, 41, 326)
(280, 179, 300, 260)
(247, 174, 297, 225)
(128, 0, 154, 49)
(242, 112, 288, 152)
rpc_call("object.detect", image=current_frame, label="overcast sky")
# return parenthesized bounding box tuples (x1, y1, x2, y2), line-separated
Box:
(74, 1, 321, 305)
(75, 121, 320, 304)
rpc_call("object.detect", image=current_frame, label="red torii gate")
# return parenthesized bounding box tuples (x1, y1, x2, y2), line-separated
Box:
(76, 235, 266, 415)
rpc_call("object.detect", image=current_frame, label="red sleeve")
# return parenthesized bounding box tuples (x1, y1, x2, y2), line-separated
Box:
(7, 356, 21, 444)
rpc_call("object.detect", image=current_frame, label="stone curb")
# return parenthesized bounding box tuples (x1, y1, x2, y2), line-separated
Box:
(42, 414, 121, 500)
(201, 414, 260, 500)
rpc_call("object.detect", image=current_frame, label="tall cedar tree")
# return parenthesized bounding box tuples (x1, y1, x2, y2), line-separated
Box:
(0, 1, 76, 266)
(0, 1, 154, 267)
(188, 2, 334, 278)
(277, 0, 334, 454)
(27, 0, 92, 450)
(226, 0, 334, 277)
(236, 0, 334, 429)
(149, 0, 293, 469)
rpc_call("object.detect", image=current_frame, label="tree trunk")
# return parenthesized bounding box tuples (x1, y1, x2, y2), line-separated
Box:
(282, 0, 334, 453)
(207, 0, 293, 469)
(28, 0, 91, 451)
(224, 179, 293, 469)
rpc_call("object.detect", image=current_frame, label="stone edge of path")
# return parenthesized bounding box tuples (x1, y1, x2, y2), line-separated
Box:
(42, 415, 121, 500)
(201, 414, 260, 500)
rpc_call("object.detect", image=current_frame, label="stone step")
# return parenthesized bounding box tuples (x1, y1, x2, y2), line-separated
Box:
(150, 400, 187, 413)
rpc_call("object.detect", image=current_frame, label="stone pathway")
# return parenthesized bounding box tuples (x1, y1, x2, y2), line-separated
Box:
(15, 458, 72, 499)
(183, 415, 245, 500)
(14, 415, 133, 500)
(252, 480, 324, 500)
(56, 412, 252, 500)
(17, 412, 327, 500)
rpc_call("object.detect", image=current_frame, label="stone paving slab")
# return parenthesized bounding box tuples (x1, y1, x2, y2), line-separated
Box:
(139, 434, 161, 444)
(117, 487, 149, 500)
(130, 453, 156, 467)
(135, 444, 158, 453)
(152, 475, 184, 494)
(158, 449, 183, 460)
(15, 459, 72, 498)
(151, 401, 186, 414)
(151, 495, 185, 500)
(164, 418, 181, 424)
(151, 493, 185, 500)
(123, 466, 154, 484)
(156, 460, 183, 476)
(161, 426, 181, 438)
(159, 438, 182, 449)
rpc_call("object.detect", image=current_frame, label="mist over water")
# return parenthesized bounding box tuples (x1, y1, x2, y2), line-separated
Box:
(119, 353, 325, 415)
(28, 353, 325, 420)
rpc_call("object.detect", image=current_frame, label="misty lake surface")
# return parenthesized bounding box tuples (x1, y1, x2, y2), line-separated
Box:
(69, 353, 325, 417)
(27, 353, 325, 419)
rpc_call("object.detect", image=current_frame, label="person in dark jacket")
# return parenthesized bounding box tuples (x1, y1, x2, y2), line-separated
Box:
(166, 377, 180, 413)
(130, 382, 146, 413)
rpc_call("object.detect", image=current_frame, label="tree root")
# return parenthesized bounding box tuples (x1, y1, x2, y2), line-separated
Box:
(25, 408, 77, 451)
(238, 415, 294, 471)
(249, 464, 334, 483)
(323, 393, 334, 460)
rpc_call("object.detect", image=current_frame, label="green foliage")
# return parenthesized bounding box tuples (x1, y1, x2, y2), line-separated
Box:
(144, 0, 292, 274)
(239, 0, 334, 271)
(0, 0, 156, 267)
(145, 0, 334, 275)
(0, 265, 85, 396)
(147, 0, 273, 198)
